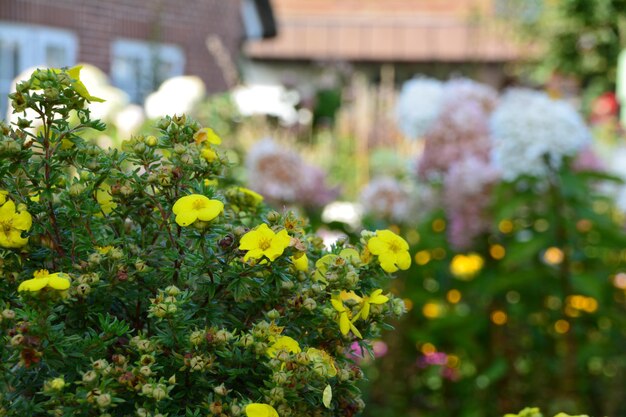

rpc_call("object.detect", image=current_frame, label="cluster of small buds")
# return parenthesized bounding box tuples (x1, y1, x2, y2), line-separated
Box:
(141, 382, 169, 401)
(148, 286, 181, 318)
(0, 308, 15, 324)
(130, 335, 157, 353)
(183, 353, 213, 372)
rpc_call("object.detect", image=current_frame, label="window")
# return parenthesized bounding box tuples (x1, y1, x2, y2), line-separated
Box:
(111, 39, 185, 103)
(0, 23, 77, 118)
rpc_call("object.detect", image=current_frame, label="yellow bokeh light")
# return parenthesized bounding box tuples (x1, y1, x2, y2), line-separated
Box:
(432, 219, 446, 233)
(415, 250, 431, 265)
(554, 319, 570, 334)
(450, 253, 484, 280)
(498, 219, 514, 234)
(491, 310, 508, 325)
(447, 289, 462, 304)
(389, 224, 401, 235)
(565, 294, 598, 314)
(543, 247, 564, 265)
(406, 229, 420, 245)
(432, 247, 446, 260)
(534, 218, 549, 232)
(421, 342, 436, 354)
(489, 244, 506, 260)
(403, 298, 414, 312)
(447, 354, 460, 368)
(422, 302, 443, 319)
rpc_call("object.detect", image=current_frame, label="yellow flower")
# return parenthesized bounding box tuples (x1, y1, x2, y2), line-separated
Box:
(32, 66, 104, 102)
(18, 269, 70, 292)
(0, 200, 32, 248)
(194, 127, 222, 146)
(245, 403, 278, 417)
(66, 66, 105, 102)
(204, 179, 219, 187)
(356, 289, 389, 320)
(291, 253, 308, 271)
(238, 187, 264, 205)
(331, 294, 362, 339)
(0, 190, 8, 205)
(266, 335, 301, 358)
(307, 347, 337, 377)
(450, 253, 484, 280)
(367, 229, 411, 273)
(96, 184, 117, 215)
(47, 377, 66, 391)
(172, 194, 224, 227)
(201, 147, 218, 162)
(239, 223, 291, 262)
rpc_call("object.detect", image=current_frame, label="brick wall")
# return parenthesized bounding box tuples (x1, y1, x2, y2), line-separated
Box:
(0, 0, 244, 93)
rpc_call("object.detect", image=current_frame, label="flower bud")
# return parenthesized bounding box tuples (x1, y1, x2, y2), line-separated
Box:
(266, 309, 280, 320)
(92, 359, 108, 370)
(146, 135, 158, 146)
(230, 405, 242, 416)
(214, 329, 232, 343)
(266, 211, 280, 223)
(82, 370, 97, 383)
(141, 383, 154, 396)
(165, 285, 180, 296)
(152, 384, 167, 401)
(76, 283, 91, 296)
(139, 366, 152, 377)
(190, 330, 205, 346)
(303, 298, 317, 311)
(269, 387, 284, 401)
(133, 142, 146, 154)
(168, 374, 176, 385)
(1, 309, 15, 320)
(209, 402, 223, 415)
(238, 333, 254, 348)
(96, 393, 112, 408)
(10, 334, 24, 346)
(214, 383, 229, 396)
(46, 377, 65, 391)
(69, 183, 86, 196)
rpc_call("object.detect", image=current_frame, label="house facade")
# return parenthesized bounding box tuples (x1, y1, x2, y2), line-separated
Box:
(0, 0, 275, 113)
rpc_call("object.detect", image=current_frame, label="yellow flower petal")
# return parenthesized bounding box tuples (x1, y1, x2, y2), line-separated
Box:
(266, 335, 301, 358)
(47, 274, 71, 290)
(339, 312, 351, 335)
(291, 253, 308, 271)
(245, 403, 279, 417)
(175, 210, 198, 227)
(196, 200, 224, 222)
(12, 209, 32, 231)
(18, 277, 49, 292)
(323, 384, 332, 408)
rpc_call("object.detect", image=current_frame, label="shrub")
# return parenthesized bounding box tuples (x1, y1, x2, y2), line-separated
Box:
(0, 68, 408, 417)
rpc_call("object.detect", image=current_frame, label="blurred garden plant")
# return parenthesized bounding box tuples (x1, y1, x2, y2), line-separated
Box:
(0, 68, 409, 416)
(363, 79, 626, 417)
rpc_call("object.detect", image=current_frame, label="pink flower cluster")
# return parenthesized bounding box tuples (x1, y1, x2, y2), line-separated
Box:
(416, 351, 460, 381)
(246, 138, 339, 208)
(417, 78, 497, 180)
(444, 156, 500, 250)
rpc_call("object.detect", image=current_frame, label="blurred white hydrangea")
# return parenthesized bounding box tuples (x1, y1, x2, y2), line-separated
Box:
(144, 76, 206, 119)
(490, 88, 591, 181)
(359, 176, 416, 223)
(246, 138, 338, 207)
(394, 77, 444, 140)
(441, 78, 498, 113)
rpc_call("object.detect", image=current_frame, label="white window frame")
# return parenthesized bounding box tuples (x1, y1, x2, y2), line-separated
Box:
(111, 38, 185, 103)
(0, 22, 77, 118)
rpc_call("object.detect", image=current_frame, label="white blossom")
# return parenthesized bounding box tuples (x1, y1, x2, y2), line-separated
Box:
(490, 88, 590, 180)
(394, 77, 444, 140)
